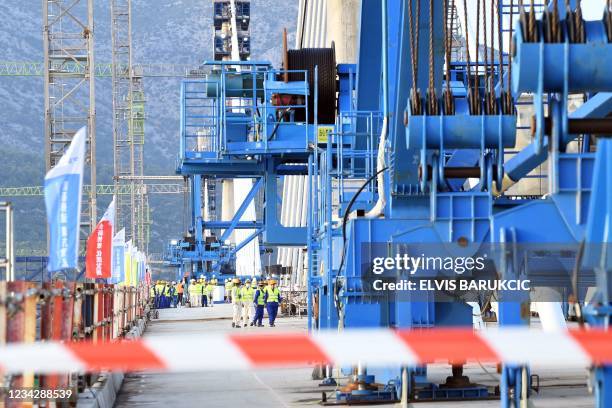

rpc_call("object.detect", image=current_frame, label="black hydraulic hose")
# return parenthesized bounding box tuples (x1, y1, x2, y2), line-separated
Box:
(267, 108, 292, 141)
(336, 166, 389, 287)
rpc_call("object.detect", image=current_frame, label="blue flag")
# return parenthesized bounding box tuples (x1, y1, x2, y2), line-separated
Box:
(111, 228, 126, 284)
(44, 127, 86, 272)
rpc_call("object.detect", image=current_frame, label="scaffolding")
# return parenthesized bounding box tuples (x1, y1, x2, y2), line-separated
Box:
(111, 0, 149, 252)
(0, 61, 205, 77)
(0, 183, 188, 197)
(43, 0, 97, 239)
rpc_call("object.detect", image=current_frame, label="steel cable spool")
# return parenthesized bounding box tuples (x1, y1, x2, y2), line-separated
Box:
(287, 48, 337, 124)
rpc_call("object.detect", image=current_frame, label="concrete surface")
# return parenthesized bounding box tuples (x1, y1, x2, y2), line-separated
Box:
(114, 304, 595, 407)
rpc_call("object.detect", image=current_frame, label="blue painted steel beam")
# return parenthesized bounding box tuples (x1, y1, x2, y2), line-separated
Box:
(505, 139, 549, 182)
(205, 221, 262, 229)
(191, 176, 203, 255)
(504, 93, 612, 183)
(178, 162, 265, 176)
(219, 177, 263, 241)
(569, 92, 612, 119)
(178, 162, 310, 177)
(232, 228, 263, 255)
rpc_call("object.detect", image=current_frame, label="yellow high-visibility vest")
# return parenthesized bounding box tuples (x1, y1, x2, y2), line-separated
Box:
(241, 286, 254, 302)
(255, 289, 265, 305)
(232, 286, 242, 302)
(266, 287, 280, 303)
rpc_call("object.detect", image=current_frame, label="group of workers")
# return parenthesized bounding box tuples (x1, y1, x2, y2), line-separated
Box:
(151, 276, 283, 327)
(187, 276, 218, 307)
(228, 277, 282, 328)
(151, 280, 184, 309)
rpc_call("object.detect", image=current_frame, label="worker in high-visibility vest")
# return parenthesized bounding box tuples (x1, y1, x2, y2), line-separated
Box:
(150, 283, 156, 305)
(158, 281, 166, 308)
(206, 280, 215, 308)
(224, 279, 232, 303)
(198, 279, 208, 307)
(163, 282, 173, 309)
(170, 281, 178, 308)
(189, 278, 199, 307)
(176, 280, 184, 307)
(264, 279, 282, 327)
(252, 280, 266, 327)
(154, 280, 164, 309)
(240, 278, 256, 327)
(231, 278, 243, 328)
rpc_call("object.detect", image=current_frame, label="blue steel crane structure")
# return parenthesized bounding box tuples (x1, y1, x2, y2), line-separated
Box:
(164, 0, 612, 406)
(307, 0, 612, 406)
(168, 60, 316, 279)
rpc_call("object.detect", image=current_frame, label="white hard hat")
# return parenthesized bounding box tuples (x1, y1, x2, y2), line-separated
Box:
(199, 274, 204, 279)
(212, 274, 216, 277)
(252, 278, 257, 284)
(172, 281, 176, 284)
(190, 279, 195, 282)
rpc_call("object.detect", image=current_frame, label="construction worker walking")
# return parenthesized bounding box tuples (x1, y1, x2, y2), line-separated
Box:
(170, 281, 178, 308)
(176, 280, 184, 307)
(264, 279, 281, 327)
(163, 282, 173, 308)
(240, 278, 255, 327)
(231, 278, 243, 328)
(224, 278, 232, 303)
(253, 280, 266, 327)
(154, 280, 164, 309)
(206, 280, 215, 307)
(189, 278, 199, 307)
(203, 278, 208, 307)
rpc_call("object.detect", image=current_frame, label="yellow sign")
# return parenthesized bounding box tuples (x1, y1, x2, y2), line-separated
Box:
(317, 126, 334, 144)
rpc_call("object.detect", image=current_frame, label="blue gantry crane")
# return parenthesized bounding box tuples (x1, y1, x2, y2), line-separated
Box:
(306, 0, 612, 406)
(165, 0, 612, 406)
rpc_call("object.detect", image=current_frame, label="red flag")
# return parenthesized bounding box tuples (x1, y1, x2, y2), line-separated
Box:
(86, 200, 115, 279)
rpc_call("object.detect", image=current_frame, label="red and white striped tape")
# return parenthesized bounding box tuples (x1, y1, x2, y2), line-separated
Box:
(0, 328, 610, 374)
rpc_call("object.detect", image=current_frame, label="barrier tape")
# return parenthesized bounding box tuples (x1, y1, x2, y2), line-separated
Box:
(0, 328, 610, 374)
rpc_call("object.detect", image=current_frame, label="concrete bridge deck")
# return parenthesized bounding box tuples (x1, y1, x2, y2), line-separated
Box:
(115, 304, 593, 407)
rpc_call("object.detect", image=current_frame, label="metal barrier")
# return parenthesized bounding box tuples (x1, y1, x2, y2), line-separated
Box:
(181, 80, 220, 159)
(0, 281, 150, 401)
